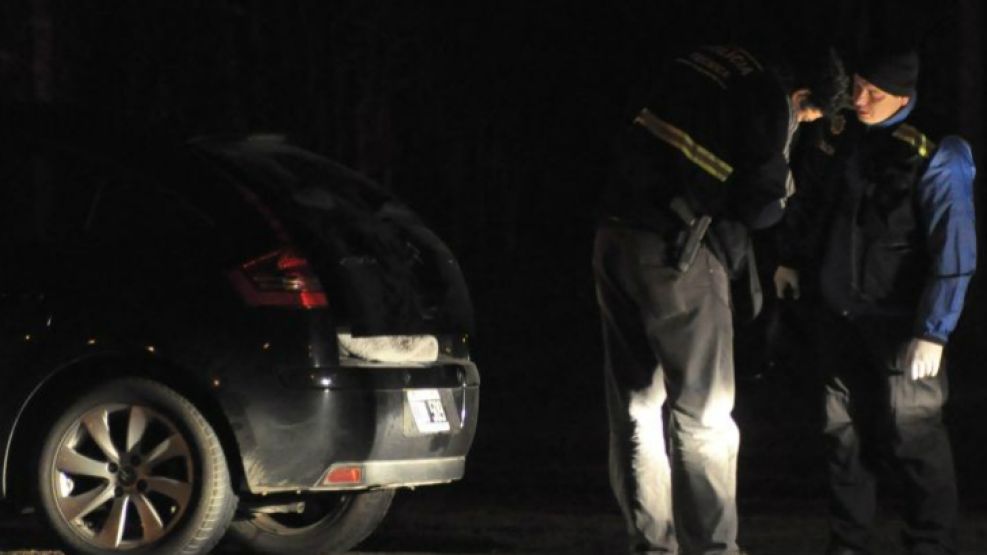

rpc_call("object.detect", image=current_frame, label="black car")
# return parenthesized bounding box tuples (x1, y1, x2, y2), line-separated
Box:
(0, 106, 479, 554)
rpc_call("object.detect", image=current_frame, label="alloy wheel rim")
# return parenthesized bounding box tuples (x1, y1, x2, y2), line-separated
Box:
(50, 403, 195, 550)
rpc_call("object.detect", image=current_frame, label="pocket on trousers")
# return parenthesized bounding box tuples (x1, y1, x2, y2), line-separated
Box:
(637, 263, 690, 317)
(891, 373, 946, 420)
(636, 247, 718, 318)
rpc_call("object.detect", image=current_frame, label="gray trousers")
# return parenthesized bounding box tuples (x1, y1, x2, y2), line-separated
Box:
(593, 225, 741, 555)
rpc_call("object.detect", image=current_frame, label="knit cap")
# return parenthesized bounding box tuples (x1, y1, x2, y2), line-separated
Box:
(857, 50, 919, 96)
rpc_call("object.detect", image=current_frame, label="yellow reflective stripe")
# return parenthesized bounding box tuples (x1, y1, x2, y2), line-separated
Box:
(633, 108, 734, 182)
(893, 124, 935, 159)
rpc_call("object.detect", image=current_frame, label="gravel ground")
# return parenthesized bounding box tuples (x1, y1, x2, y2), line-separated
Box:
(4, 469, 985, 554)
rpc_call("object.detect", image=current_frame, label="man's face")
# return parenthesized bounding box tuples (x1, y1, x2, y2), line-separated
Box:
(852, 74, 910, 125)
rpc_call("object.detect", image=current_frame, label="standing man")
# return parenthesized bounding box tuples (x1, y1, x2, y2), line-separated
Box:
(594, 45, 844, 554)
(774, 49, 976, 555)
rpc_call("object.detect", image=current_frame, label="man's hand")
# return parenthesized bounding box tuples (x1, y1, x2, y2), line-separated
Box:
(773, 266, 800, 299)
(901, 338, 944, 381)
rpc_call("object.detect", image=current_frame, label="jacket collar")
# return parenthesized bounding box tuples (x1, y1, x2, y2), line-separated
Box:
(869, 94, 917, 129)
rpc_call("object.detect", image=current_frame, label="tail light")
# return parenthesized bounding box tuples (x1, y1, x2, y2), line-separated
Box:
(323, 464, 364, 485)
(229, 247, 328, 309)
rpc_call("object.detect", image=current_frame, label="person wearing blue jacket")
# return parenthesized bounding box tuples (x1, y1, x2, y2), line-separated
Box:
(773, 49, 976, 555)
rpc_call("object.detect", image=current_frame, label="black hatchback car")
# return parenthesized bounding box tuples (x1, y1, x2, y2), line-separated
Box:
(0, 105, 479, 554)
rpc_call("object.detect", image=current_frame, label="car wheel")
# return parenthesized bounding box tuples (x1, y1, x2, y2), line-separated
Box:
(227, 489, 395, 554)
(36, 378, 236, 554)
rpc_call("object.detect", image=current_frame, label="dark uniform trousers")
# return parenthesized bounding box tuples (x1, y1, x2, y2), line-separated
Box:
(593, 224, 741, 555)
(817, 309, 957, 555)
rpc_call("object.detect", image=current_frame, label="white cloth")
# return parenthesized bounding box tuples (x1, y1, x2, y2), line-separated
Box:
(337, 332, 439, 363)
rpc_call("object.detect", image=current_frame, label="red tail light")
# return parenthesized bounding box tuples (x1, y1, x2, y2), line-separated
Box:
(230, 248, 328, 309)
(324, 465, 364, 485)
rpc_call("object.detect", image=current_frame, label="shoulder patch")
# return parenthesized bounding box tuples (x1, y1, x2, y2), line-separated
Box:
(892, 123, 936, 159)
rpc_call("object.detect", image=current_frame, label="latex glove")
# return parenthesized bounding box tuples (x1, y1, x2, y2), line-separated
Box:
(773, 266, 800, 299)
(901, 338, 944, 381)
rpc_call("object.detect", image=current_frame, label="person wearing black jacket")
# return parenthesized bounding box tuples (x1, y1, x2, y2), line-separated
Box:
(775, 49, 976, 555)
(593, 45, 845, 554)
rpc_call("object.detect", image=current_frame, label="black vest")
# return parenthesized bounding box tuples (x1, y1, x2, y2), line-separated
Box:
(820, 118, 934, 318)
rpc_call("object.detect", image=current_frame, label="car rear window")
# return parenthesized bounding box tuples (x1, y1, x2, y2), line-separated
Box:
(193, 137, 474, 334)
(194, 138, 394, 216)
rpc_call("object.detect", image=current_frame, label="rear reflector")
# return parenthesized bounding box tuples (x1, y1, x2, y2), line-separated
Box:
(230, 247, 328, 309)
(325, 465, 364, 485)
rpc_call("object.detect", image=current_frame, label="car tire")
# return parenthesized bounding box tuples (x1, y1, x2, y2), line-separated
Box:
(227, 489, 395, 554)
(36, 378, 236, 554)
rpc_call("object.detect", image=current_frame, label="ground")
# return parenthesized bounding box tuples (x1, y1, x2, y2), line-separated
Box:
(3, 480, 986, 554)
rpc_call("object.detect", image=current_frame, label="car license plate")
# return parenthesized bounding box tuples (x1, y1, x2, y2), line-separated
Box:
(406, 389, 450, 433)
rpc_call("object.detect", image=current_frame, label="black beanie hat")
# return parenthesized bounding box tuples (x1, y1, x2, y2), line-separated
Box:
(857, 50, 919, 97)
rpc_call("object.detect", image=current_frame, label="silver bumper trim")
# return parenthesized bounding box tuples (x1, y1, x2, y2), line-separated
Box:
(314, 456, 466, 491)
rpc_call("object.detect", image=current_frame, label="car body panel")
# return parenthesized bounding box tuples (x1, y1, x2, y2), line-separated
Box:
(0, 105, 479, 507)
(222, 362, 479, 492)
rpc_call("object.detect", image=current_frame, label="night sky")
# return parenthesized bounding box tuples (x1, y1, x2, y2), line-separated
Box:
(2, 0, 985, 544)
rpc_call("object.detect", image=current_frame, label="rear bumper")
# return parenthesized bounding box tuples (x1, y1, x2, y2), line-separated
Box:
(221, 358, 479, 494)
(317, 456, 465, 491)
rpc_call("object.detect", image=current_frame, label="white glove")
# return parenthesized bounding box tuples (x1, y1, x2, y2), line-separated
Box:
(773, 266, 800, 299)
(900, 338, 944, 381)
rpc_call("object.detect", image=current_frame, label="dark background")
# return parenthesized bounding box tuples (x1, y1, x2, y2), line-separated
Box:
(2, 0, 985, 551)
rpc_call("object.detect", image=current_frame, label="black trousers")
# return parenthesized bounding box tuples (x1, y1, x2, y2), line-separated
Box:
(818, 309, 957, 555)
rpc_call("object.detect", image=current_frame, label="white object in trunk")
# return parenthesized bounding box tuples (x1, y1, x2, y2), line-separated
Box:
(337, 332, 439, 363)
